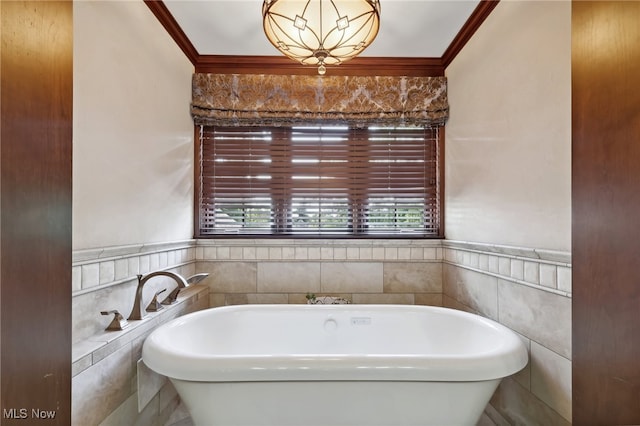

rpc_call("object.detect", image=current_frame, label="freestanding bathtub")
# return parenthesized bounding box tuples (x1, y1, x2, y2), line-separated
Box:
(142, 304, 527, 426)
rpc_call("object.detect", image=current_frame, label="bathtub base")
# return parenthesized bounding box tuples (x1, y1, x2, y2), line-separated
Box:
(172, 379, 501, 426)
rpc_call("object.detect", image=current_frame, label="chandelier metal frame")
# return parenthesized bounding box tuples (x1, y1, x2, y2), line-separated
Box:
(262, 0, 381, 74)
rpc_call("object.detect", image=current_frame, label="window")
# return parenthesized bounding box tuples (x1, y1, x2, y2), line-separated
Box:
(195, 125, 442, 237)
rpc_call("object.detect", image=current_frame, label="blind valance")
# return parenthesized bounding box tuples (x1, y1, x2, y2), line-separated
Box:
(191, 73, 449, 128)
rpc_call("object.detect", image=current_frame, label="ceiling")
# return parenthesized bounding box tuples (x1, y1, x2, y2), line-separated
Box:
(162, 0, 482, 59)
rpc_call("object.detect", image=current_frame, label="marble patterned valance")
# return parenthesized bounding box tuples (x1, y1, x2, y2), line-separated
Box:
(191, 73, 449, 128)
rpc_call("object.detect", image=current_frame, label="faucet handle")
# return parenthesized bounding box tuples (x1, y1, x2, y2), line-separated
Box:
(146, 288, 166, 312)
(101, 310, 129, 331)
(161, 287, 181, 305)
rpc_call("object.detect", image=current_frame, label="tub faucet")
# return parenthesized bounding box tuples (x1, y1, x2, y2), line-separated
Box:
(127, 271, 188, 320)
(161, 272, 209, 305)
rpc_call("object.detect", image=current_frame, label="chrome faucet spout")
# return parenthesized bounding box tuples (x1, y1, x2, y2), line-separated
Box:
(127, 271, 188, 320)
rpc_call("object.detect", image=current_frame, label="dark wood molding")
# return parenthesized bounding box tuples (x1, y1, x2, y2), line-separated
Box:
(1, 1, 73, 423)
(195, 55, 444, 76)
(441, 0, 500, 68)
(143, 0, 199, 66)
(147, 0, 506, 76)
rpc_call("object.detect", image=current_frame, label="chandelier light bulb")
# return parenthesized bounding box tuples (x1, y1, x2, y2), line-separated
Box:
(263, 0, 381, 74)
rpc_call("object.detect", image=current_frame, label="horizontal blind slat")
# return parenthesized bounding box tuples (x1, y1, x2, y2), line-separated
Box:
(199, 125, 440, 236)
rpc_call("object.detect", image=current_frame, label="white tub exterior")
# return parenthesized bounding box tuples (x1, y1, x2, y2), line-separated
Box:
(143, 304, 528, 425)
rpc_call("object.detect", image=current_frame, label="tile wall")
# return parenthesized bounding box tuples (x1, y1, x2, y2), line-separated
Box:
(72, 238, 572, 425)
(72, 241, 208, 426)
(195, 239, 444, 307)
(442, 241, 572, 425)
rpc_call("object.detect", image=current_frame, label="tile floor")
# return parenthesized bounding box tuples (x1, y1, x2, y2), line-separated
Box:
(164, 403, 495, 426)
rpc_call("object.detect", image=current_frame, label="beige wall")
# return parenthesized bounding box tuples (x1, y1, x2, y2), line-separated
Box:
(443, 2, 572, 424)
(72, 3, 196, 424)
(73, 0, 194, 250)
(445, 0, 571, 252)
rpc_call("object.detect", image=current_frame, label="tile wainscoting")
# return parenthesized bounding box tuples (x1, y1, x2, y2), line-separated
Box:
(72, 238, 571, 425)
(72, 241, 208, 426)
(443, 241, 572, 425)
(195, 239, 444, 307)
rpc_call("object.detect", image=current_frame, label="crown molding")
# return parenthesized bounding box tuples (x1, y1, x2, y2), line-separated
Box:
(195, 55, 444, 76)
(146, 0, 499, 74)
(441, 0, 500, 68)
(143, 0, 199, 66)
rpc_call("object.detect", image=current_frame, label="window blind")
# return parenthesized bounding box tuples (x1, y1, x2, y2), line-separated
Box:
(197, 125, 441, 237)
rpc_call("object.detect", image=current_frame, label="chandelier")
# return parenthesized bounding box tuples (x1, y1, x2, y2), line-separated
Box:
(262, 0, 381, 75)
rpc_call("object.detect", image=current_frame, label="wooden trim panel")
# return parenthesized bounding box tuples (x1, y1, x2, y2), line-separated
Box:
(195, 55, 444, 76)
(572, 1, 640, 423)
(1, 1, 73, 423)
(441, 0, 500, 68)
(144, 0, 199, 65)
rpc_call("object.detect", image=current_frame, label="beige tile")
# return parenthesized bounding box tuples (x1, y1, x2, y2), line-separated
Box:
(137, 359, 167, 412)
(488, 255, 500, 274)
(308, 247, 321, 259)
(467, 252, 480, 268)
(224, 293, 249, 305)
(497, 279, 571, 359)
(256, 246, 269, 260)
(531, 342, 572, 421)
(484, 403, 510, 426)
(321, 262, 383, 293)
(442, 294, 478, 314)
(397, 247, 411, 260)
(443, 264, 498, 320)
(257, 262, 320, 293)
(510, 259, 524, 280)
(128, 256, 140, 276)
(410, 247, 424, 260)
(114, 259, 128, 281)
(523, 261, 539, 284)
(294, 247, 308, 260)
(475, 412, 496, 426)
(209, 292, 225, 307)
(72, 266, 82, 292)
(98, 393, 140, 426)
(490, 378, 570, 426)
(199, 262, 257, 293)
(511, 333, 531, 391)
(539, 263, 557, 288)
(478, 254, 489, 271)
(279, 246, 293, 260)
(215, 247, 230, 260)
(82, 263, 100, 289)
(359, 247, 373, 260)
(498, 257, 511, 276)
(140, 255, 151, 274)
(320, 247, 333, 259)
(72, 344, 133, 426)
(424, 247, 437, 260)
(242, 247, 256, 260)
(372, 247, 385, 260)
(352, 293, 414, 304)
(248, 293, 289, 304)
(384, 247, 398, 260)
(159, 251, 168, 268)
(229, 246, 243, 259)
(333, 247, 347, 259)
(414, 293, 443, 306)
(269, 247, 282, 260)
(384, 262, 442, 293)
(347, 247, 360, 259)
(557, 266, 571, 293)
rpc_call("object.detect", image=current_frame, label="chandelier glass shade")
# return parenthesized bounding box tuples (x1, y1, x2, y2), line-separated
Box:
(262, 0, 381, 74)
